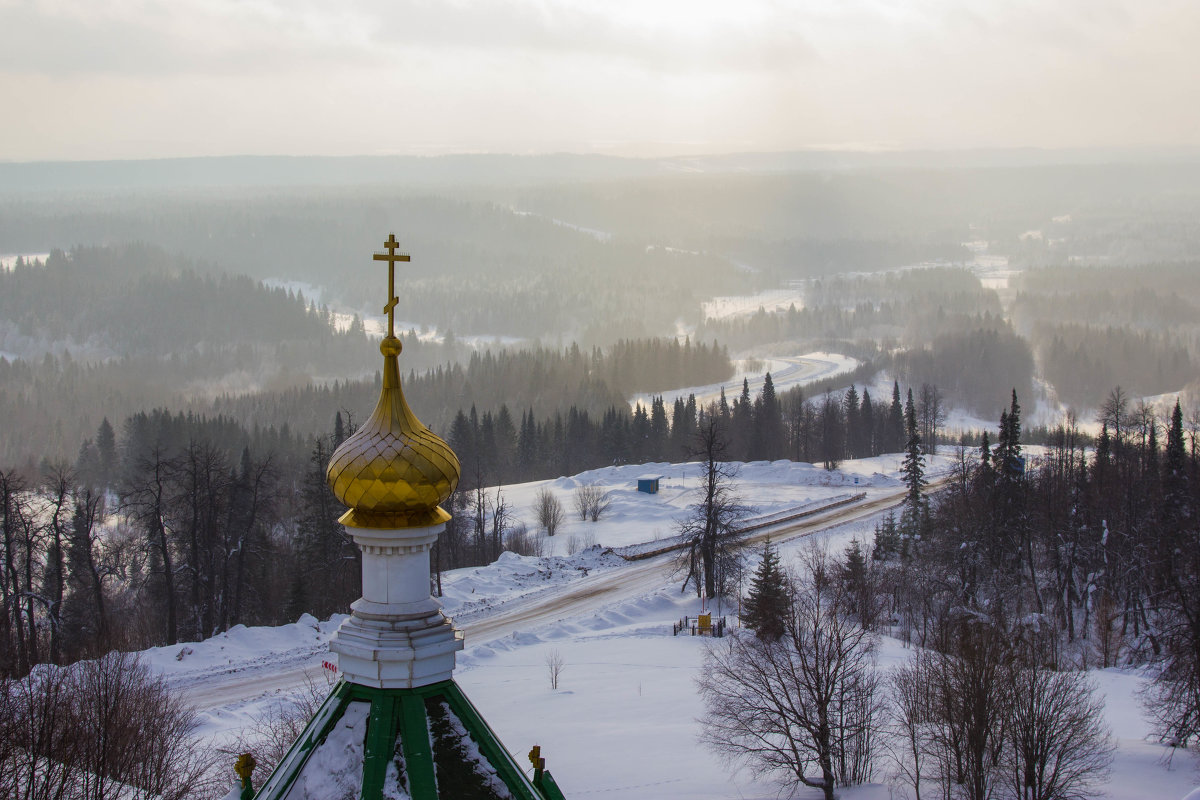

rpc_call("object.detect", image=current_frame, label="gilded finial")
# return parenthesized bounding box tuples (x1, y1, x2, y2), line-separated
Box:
(326, 237, 460, 529)
(234, 753, 256, 799)
(372, 233, 410, 340)
(235, 753, 256, 780)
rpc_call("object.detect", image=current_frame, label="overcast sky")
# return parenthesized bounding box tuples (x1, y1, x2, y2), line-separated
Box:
(1, 0, 1197, 161)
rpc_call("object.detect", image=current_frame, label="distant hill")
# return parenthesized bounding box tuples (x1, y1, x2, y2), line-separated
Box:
(3, 147, 1200, 193)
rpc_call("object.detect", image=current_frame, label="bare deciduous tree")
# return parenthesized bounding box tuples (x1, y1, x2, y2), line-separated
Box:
(234, 674, 330, 778)
(1005, 666, 1114, 800)
(887, 660, 931, 800)
(676, 412, 750, 599)
(885, 617, 1014, 800)
(567, 530, 596, 555)
(572, 483, 612, 522)
(533, 487, 565, 537)
(503, 521, 545, 557)
(546, 649, 565, 690)
(699, 549, 881, 800)
(0, 651, 217, 800)
(917, 383, 946, 455)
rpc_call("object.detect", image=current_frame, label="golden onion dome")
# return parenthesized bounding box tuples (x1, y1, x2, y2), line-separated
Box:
(326, 235, 460, 529)
(327, 334, 460, 529)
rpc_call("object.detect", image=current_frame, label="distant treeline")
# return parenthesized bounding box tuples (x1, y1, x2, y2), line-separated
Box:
(700, 307, 1032, 419)
(0, 246, 341, 358)
(0, 193, 749, 345)
(0, 243, 735, 465)
(1011, 264, 1200, 409)
(206, 337, 732, 446)
(1034, 323, 1196, 409)
(0, 245, 380, 465)
(701, 263, 1200, 414)
(696, 268, 1002, 348)
(891, 323, 1035, 418)
(445, 372, 950, 501)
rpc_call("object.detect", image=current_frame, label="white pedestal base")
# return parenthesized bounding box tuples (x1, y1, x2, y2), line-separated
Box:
(328, 522, 464, 689)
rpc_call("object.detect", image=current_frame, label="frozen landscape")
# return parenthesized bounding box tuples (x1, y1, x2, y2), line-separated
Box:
(142, 455, 1199, 800)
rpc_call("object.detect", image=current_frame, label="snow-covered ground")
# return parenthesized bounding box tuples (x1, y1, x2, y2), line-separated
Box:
(144, 455, 1196, 799)
(468, 454, 919, 558)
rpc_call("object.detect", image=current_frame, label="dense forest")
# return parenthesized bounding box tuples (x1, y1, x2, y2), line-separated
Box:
(1010, 264, 1200, 408)
(713, 385, 1200, 800)
(0, 367, 969, 674)
(861, 387, 1200, 766)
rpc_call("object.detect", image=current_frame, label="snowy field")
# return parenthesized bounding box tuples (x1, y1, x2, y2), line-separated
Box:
(131, 454, 1200, 799)
(465, 454, 917, 558)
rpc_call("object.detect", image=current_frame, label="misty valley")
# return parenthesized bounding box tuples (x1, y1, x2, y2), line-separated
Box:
(2, 153, 1200, 800)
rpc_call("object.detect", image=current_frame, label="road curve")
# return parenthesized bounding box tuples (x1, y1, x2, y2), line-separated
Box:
(185, 482, 934, 713)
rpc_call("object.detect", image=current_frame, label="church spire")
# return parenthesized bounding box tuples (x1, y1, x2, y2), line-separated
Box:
(246, 235, 564, 800)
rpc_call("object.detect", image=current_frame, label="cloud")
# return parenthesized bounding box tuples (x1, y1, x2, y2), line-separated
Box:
(1, 0, 1198, 159)
(0, 0, 818, 77)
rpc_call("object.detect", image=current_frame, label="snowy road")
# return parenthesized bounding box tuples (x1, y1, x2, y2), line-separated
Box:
(181, 484, 915, 714)
(629, 351, 859, 412)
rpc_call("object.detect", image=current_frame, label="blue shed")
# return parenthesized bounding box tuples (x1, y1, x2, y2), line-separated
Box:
(637, 474, 662, 494)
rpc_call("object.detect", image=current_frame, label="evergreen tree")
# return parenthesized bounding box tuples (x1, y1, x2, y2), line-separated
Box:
(758, 373, 783, 461)
(901, 389, 926, 537)
(333, 411, 346, 447)
(448, 410, 475, 483)
(819, 391, 844, 470)
(494, 404, 517, 479)
(670, 396, 689, 456)
(888, 381, 905, 454)
(293, 437, 356, 618)
(840, 540, 875, 626)
(994, 389, 1024, 483)
(860, 388, 875, 457)
(733, 379, 754, 459)
(517, 408, 538, 480)
(61, 491, 107, 656)
(630, 403, 651, 463)
(872, 511, 901, 561)
(649, 396, 670, 461)
(1164, 400, 1188, 510)
(742, 537, 789, 640)
(96, 418, 117, 484)
(844, 385, 861, 459)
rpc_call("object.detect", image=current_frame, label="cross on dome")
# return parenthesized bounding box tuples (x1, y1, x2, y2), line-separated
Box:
(372, 233, 410, 338)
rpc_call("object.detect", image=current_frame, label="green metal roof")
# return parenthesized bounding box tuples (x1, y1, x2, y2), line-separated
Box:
(248, 679, 565, 800)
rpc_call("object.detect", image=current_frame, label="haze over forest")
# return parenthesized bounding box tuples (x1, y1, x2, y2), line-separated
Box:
(3, 151, 1200, 465)
(6, 3, 1200, 799)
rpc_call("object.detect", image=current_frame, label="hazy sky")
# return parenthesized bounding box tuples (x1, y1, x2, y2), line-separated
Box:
(1, 0, 1197, 161)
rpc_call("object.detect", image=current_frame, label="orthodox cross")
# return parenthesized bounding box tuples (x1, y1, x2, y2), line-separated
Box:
(372, 234, 410, 338)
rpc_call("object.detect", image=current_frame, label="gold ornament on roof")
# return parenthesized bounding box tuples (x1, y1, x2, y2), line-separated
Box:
(326, 235, 460, 529)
